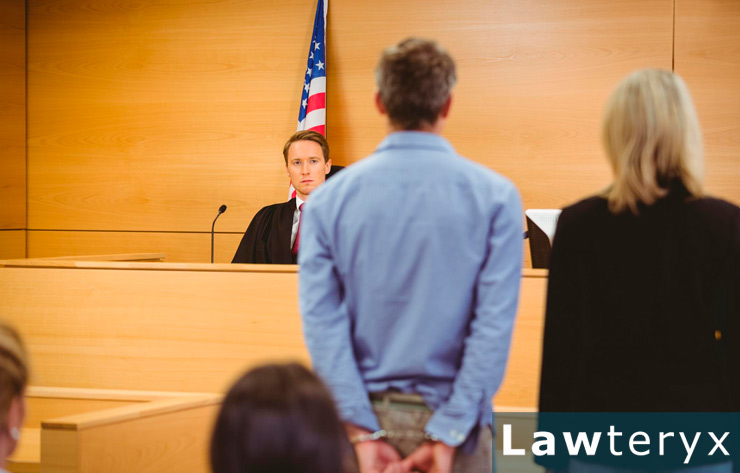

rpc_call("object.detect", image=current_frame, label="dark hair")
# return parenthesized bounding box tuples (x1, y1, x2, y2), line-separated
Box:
(282, 130, 330, 165)
(375, 38, 457, 130)
(210, 363, 355, 473)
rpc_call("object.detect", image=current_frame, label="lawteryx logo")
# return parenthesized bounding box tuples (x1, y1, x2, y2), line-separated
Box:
(496, 412, 740, 469)
(502, 424, 731, 464)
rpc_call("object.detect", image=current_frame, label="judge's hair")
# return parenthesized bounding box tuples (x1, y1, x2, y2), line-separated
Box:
(282, 130, 330, 165)
(602, 68, 704, 214)
(375, 37, 456, 130)
(210, 362, 356, 473)
(0, 321, 28, 428)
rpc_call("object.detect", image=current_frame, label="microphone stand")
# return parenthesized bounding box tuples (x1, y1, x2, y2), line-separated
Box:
(211, 205, 227, 263)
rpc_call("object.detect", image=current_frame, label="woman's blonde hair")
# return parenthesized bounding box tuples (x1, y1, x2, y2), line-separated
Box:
(602, 69, 704, 214)
(0, 322, 28, 427)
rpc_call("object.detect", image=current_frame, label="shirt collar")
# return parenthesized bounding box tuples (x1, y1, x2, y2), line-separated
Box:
(375, 131, 456, 155)
(296, 195, 305, 211)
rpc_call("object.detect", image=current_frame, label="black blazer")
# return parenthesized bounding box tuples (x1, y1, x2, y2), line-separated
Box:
(540, 191, 740, 412)
(537, 191, 740, 469)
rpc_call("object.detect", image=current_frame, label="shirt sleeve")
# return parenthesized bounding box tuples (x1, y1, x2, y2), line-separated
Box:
(425, 182, 524, 446)
(298, 200, 380, 432)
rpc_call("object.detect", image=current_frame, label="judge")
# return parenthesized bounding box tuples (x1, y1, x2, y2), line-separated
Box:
(232, 130, 331, 264)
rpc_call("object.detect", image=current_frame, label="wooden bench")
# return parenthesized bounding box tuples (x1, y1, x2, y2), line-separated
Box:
(8, 387, 221, 473)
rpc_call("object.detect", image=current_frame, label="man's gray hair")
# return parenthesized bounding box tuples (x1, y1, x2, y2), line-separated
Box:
(375, 38, 457, 130)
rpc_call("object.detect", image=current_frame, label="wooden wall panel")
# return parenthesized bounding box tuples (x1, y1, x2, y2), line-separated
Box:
(0, 230, 26, 259)
(27, 230, 243, 263)
(1, 265, 308, 393)
(0, 0, 26, 230)
(328, 0, 674, 212)
(27, 0, 676, 253)
(675, 0, 740, 205)
(27, 0, 318, 233)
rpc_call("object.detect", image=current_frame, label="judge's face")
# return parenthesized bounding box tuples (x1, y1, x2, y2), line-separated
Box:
(285, 140, 331, 201)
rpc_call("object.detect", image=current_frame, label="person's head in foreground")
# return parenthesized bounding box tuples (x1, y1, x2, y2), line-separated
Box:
(210, 362, 355, 473)
(602, 68, 704, 214)
(283, 130, 331, 201)
(375, 37, 457, 132)
(0, 321, 28, 469)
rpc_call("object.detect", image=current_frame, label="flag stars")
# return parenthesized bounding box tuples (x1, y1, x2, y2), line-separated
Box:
(310, 52, 314, 59)
(314, 41, 321, 50)
(304, 82, 310, 92)
(306, 68, 312, 76)
(302, 98, 308, 109)
(316, 61, 324, 70)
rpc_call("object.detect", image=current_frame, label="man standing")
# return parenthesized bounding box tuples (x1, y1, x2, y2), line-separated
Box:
(232, 130, 331, 264)
(299, 38, 523, 472)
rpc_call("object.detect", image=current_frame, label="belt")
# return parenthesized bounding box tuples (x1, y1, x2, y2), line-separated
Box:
(369, 391, 430, 410)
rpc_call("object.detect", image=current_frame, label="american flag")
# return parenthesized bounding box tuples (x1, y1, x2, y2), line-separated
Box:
(297, 0, 327, 135)
(290, 0, 327, 198)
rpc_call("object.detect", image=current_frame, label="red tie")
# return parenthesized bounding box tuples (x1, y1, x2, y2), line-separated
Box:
(292, 203, 304, 255)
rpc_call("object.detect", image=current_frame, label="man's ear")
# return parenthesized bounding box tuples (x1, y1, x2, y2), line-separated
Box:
(439, 95, 452, 119)
(374, 91, 387, 115)
(324, 158, 332, 175)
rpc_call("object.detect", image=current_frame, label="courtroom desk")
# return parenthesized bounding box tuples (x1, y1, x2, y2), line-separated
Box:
(0, 260, 307, 393)
(0, 259, 546, 409)
(494, 269, 547, 410)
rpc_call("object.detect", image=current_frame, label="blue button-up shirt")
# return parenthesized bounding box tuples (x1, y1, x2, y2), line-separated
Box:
(299, 131, 523, 447)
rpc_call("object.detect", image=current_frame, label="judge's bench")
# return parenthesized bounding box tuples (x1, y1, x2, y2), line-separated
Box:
(0, 254, 546, 473)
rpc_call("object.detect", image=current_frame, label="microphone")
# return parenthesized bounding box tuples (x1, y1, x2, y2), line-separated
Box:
(211, 204, 227, 263)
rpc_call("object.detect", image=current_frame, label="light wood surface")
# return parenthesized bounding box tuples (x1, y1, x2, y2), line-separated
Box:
(1, 261, 545, 407)
(42, 395, 221, 431)
(0, 0, 25, 231)
(26, 230, 243, 263)
(7, 428, 40, 473)
(72, 399, 218, 473)
(495, 271, 547, 409)
(26, 0, 680, 242)
(1, 263, 308, 393)
(25, 398, 139, 430)
(40, 428, 78, 473)
(0, 230, 26, 259)
(12, 388, 221, 473)
(17, 0, 740, 258)
(27, 0, 318, 233)
(44, 252, 167, 262)
(35, 392, 219, 473)
(329, 0, 673, 212)
(674, 0, 740, 205)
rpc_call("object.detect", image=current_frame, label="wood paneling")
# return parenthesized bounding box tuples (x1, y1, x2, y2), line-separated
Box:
(675, 0, 740, 205)
(1, 260, 544, 408)
(0, 264, 308, 393)
(328, 0, 674, 212)
(0, 230, 26, 259)
(27, 0, 318, 232)
(32, 391, 220, 473)
(27, 230, 243, 263)
(0, 0, 26, 230)
(494, 271, 547, 409)
(8, 428, 40, 473)
(27, 0, 676, 244)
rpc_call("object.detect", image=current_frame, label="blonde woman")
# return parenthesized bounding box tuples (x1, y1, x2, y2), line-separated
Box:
(0, 322, 28, 473)
(538, 69, 740, 473)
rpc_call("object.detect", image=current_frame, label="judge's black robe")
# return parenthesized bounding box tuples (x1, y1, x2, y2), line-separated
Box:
(231, 198, 297, 264)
